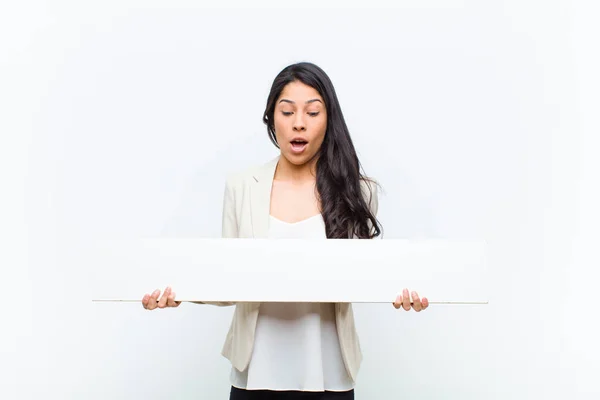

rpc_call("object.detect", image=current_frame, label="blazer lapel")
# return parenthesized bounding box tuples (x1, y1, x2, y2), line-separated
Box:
(250, 155, 280, 238)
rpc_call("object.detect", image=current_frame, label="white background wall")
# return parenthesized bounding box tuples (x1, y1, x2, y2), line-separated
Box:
(1, 1, 599, 399)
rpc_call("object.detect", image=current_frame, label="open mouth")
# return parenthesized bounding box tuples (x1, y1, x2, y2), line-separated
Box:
(290, 139, 308, 153)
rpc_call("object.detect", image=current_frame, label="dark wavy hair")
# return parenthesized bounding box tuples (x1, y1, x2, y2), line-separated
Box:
(262, 62, 382, 239)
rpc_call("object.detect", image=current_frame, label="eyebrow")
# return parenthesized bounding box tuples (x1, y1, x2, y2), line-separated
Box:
(279, 99, 323, 105)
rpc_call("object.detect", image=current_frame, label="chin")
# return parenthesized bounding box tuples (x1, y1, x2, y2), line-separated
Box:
(282, 151, 313, 166)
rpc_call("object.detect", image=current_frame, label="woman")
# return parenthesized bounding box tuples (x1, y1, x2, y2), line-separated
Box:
(142, 62, 429, 399)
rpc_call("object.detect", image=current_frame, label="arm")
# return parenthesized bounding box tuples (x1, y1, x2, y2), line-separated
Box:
(360, 177, 379, 237)
(192, 176, 238, 307)
(364, 178, 379, 218)
(337, 179, 379, 310)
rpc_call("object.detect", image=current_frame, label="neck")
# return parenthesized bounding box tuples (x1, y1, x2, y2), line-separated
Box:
(274, 153, 318, 183)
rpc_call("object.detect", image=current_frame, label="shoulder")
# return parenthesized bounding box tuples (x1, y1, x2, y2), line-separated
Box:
(359, 176, 379, 200)
(224, 156, 279, 190)
(223, 167, 251, 189)
(360, 176, 379, 215)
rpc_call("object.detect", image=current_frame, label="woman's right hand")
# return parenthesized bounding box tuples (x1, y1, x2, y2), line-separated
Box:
(142, 286, 181, 310)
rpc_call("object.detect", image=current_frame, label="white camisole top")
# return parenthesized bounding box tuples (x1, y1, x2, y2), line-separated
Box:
(229, 214, 355, 392)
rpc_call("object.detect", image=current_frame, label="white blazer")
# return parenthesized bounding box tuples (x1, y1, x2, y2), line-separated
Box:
(205, 155, 379, 383)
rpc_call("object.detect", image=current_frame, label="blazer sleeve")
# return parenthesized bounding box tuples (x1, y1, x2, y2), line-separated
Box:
(192, 176, 238, 307)
(364, 179, 379, 217)
(221, 175, 239, 238)
(361, 178, 379, 237)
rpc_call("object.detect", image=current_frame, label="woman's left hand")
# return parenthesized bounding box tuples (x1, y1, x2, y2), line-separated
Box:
(393, 288, 429, 312)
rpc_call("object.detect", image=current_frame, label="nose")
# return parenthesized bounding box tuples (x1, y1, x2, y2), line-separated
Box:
(293, 114, 306, 132)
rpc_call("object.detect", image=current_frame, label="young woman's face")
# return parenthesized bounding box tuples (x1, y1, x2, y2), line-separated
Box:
(273, 81, 327, 166)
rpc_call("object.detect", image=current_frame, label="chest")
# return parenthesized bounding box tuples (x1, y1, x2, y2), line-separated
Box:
(269, 180, 321, 224)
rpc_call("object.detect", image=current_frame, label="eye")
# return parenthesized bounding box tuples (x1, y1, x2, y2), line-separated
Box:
(308, 112, 320, 117)
(281, 111, 293, 116)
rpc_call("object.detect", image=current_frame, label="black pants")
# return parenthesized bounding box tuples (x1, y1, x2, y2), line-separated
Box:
(229, 386, 355, 400)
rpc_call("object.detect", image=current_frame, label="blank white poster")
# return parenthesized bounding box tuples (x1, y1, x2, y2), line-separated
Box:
(87, 238, 489, 304)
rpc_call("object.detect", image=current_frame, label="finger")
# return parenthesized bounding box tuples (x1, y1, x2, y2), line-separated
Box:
(157, 287, 170, 309)
(411, 291, 422, 312)
(142, 294, 150, 309)
(147, 289, 160, 310)
(402, 288, 411, 311)
(393, 294, 402, 309)
(167, 291, 180, 307)
(422, 297, 429, 310)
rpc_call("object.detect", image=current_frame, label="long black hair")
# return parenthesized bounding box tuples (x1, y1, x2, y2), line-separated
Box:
(262, 62, 382, 239)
